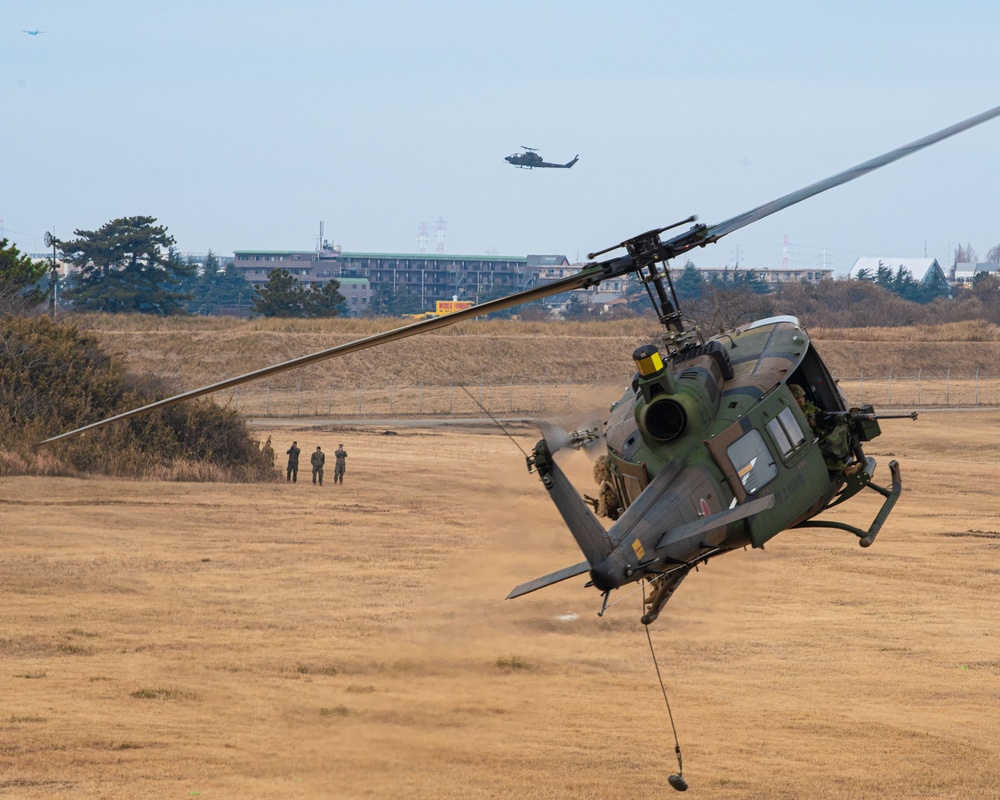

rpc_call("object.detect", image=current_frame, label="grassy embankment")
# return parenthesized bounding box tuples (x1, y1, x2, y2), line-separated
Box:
(70, 314, 1000, 412)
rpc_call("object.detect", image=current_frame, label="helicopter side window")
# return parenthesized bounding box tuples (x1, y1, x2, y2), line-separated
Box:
(767, 406, 808, 459)
(767, 417, 794, 458)
(726, 430, 778, 495)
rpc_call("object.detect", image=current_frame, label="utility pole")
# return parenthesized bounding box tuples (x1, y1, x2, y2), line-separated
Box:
(44, 231, 57, 318)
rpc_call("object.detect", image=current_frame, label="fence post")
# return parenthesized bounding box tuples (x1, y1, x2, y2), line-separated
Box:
(479, 378, 483, 409)
(538, 380, 542, 413)
(917, 368, 921, 405)
(946, 369, 951, 405)
(450, 380, 453, 414)
(975, 368, 980, 406)
(297, 380, 302, 416)
(328, 383, 333, 415)
(887, 370, 892, 406)
(509, 377, 513, 412)
(567, 378, 571, 408)
(358, 381, 363, 415)
(266, 383, 270, 417)
(419, 381, 423, 414)
(859, 370, 863, 404)
(389, 380, 393, 414)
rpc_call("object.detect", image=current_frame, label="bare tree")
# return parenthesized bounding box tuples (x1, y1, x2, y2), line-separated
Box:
(954, 243, 978, 265)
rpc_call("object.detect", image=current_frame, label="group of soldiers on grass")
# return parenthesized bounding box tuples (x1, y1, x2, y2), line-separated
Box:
(261, 437, 348, 485)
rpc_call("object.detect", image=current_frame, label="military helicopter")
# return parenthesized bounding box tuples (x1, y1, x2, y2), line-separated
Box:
(41, 106, 1000, 628)
(505, 146, 579, 169)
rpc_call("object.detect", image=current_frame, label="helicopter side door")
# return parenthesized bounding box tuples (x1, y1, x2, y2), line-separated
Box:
(707, 392, 834, 547)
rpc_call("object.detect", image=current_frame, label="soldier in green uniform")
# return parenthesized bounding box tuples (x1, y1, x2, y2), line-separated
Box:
(333, 443, 347, 485)
(261, 435, 275, 468)
(790, 384, 858, 476)
(789, 384, 819, 425)
(286, 441, 301, 483)
(311, 446, 325, 485)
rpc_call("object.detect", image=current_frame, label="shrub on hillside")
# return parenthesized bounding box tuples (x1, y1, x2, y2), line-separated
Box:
(0, 314, 274, 480)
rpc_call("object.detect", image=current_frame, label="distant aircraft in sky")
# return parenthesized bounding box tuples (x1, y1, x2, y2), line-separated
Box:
(22, 28, 44, 36)
(505, 146, 579, 170)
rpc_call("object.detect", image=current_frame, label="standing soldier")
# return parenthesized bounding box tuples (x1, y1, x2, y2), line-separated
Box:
(311, 446, 325, 486)
(261, 435, 275, 468)
(333, 443, 348, 485)
(286, 441, 301, 483)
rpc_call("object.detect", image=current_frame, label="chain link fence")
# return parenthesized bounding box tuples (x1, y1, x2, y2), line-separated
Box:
(837, 369, 1000, 407)
(220, 372, 1000, 418)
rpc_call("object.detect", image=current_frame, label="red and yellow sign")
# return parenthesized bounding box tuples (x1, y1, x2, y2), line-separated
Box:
(435, 300, 474, 315)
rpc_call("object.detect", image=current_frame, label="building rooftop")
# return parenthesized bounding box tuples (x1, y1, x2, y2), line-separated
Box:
(849, 257, 943, 283)
(234, 249, 531, 262)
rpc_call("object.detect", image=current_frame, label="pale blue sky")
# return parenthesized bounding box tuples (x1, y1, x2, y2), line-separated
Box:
(3, 1, 999, 273)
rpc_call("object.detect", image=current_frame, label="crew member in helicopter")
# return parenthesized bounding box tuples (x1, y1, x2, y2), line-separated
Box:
(789, 384, 859, 477)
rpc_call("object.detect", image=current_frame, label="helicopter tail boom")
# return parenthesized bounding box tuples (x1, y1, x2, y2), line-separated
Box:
(526, 438, 615, 566)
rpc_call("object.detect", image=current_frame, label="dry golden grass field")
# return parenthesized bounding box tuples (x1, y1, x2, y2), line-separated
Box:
(2, 408, 1000, 798)
(71, 314, 1000, 390)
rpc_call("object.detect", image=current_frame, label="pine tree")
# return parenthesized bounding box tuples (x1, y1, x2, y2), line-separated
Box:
(59, 216, 194, 315)
(0, 238, 48, 312)
(252, 269, 307, 317)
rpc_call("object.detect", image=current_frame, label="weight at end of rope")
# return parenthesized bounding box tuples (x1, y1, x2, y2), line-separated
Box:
(668, 774, 688, 792)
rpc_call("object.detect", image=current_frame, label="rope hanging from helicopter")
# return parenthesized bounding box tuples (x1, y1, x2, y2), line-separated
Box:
(642, 583, 687, 791)
(456, 383, 528, 458)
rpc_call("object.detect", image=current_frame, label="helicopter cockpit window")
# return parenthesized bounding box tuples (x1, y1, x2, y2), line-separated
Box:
(727, 429, 777, 494)
(767, 406, 808, 459)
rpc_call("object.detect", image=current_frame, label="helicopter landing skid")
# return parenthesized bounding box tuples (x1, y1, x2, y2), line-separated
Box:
(792, 459, 902, 548)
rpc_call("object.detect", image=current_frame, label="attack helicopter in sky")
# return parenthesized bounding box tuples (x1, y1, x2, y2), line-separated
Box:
(505, 146, 579, 169)
(41, 106, 1000, 627)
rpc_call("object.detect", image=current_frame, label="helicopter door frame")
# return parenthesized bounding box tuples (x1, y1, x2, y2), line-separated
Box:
(789, 344, 846, 414)
(705, 419, 752, 504)
(613, 458, 649, 508)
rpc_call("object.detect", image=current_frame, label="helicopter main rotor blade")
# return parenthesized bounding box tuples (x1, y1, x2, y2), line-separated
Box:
(687, 104, 1000, 250)
(37, 106, 1000, 448)
(35, 263, 628, 447)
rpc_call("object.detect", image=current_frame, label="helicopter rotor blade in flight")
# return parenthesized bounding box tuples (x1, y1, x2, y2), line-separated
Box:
(36, 105, 1000, 447)
(35, 266, 620, 447)
(700, 104, 1000, 244)
(650, 104, 1000, 261)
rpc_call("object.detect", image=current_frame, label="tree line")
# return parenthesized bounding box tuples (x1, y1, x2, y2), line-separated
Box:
(0, 216, 346, 318)
(3, 215, 1000, 327)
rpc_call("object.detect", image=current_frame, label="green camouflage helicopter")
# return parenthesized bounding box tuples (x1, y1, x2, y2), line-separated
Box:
(41, 106, 1000, 629)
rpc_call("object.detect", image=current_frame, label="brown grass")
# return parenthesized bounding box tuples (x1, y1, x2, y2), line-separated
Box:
(812, 320, 1000, 342)
(1, 414, 999, 797)
(63, 314, 1000, 397)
